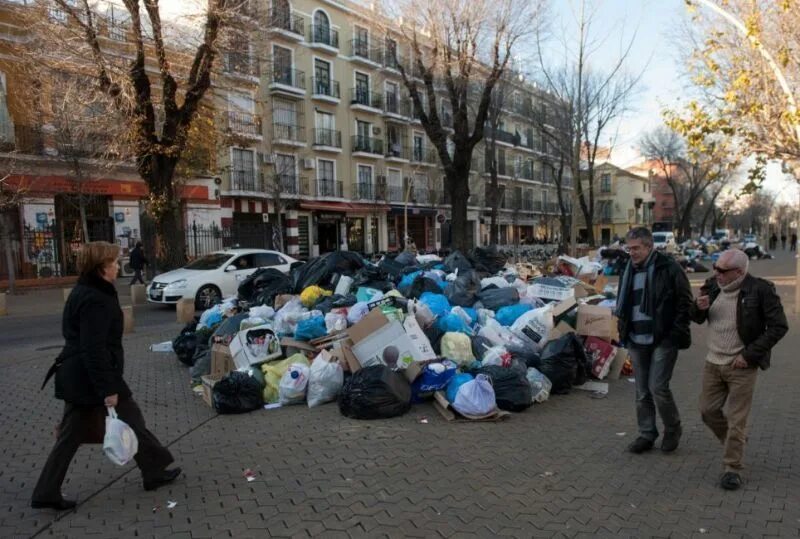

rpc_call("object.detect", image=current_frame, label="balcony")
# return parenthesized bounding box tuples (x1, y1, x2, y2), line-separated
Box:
(225, 111, 261, 139)
(223, 52, 259, 80)
(272, 123, 305, 147)
(309, 25, 339, 52)
(522, 198, 534, 212)
(268, 9, 304, 41)
(411, 147, 438, 166)
(487, 127, 518, 146)
(350, 39, 383, 66)
(226, 169, 263, 193)
(276, 174, 310, 196)
(269, 67, 305, 95)
(349, 88, 383, 113)
(387, 185, 404, 202)
(440, 109, 453, 129)
(0, 124, 44, 155)
(519, 163, 534, 180)
(383, 93, 411, 119)
(352, 135, 383, 157)
(316, 178, 343, 198)
(353, 181, 386, 201)
(385, 142, 410, 162)
(311, 77, 340, 103)
(383, 48, 405, 71)
(311, 128, 342, 152)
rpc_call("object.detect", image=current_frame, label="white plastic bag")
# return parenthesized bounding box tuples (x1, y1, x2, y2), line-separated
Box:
(307, 352, 344, 408)
(407, 300, 436, 328)
(440, 332, 475, 365)
(452, 374, 496, 416)
(347, 302, 370, 325)
(450, 306, 473, 327)
(526, 368, 552, 403)
(248, 305, 275, 320)
(480, 276, 510, 290)
(103, 407, 138, 466)
(481, 345, 511, 367)
(334, 275, 354, 296)
(325, 311, 348, 333)
(511, 304, 554, 346)
(279, 363, 310, 405)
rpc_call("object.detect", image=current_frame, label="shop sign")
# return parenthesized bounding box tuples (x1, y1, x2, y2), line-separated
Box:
(36, 212, 48, 224)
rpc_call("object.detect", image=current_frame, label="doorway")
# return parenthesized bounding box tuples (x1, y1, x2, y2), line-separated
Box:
(318, 221, 338, 253)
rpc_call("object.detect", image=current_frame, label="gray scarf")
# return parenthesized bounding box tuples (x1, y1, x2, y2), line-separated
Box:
(615, 250, 656, 320)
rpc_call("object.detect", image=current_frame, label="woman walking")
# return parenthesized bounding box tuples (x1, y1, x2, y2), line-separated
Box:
(32, 242, 180, 511)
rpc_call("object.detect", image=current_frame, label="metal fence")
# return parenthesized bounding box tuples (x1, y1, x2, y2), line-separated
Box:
(185, 221, 275, 259)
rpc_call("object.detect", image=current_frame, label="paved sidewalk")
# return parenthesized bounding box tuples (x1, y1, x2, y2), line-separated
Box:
(0, 254, 798, 538)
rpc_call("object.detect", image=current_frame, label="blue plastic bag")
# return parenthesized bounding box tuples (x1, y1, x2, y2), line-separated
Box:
(294, 316, 326, 341)
(495, 304, 533, 327)
(436, 313, 472, 334)
(411, 361, 457, 402)
(420, 292, 451, 318)
(446, 372, 474, 403)
(462, 307, 478, 325)
(399, 270, 422, 290)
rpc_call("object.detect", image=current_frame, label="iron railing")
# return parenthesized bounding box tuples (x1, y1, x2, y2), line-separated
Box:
(226, 111, 261, 137)
(271, 67, 306, 90)
(352, 135, 383, 155)
(350, 39, 383, 63)
(385, 142, 410, 160)
(311, 77, 340, 98)
(310, 24, 339, 48)
(268, 9, 304, 36)
(313, 128, 342, 148)
(272, 123, 305, 143)
(350, 88, 383, 109)
(316, 178, 343, 197)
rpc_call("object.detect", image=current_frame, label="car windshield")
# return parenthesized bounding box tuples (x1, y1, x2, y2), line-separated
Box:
(653, 234, 667, 242)
(184, 253, 232, 270)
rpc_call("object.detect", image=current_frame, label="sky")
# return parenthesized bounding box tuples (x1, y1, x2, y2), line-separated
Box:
(544, 0, 799, 205)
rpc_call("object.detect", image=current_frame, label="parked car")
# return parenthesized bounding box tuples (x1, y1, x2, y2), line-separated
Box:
(742, 233, 758, 244)
(147, 249, 299, 310)
(652, 231, 676, 251)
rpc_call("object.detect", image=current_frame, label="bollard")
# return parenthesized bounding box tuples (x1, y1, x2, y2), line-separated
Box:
(130, 284, 147, 305)
(0, 292, 6, 316)
(122, 305, 134, 334)
(176, 298, 195, 324)
(62, 288, 73, 302)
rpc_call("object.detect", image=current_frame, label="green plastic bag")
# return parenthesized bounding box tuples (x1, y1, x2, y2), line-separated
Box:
(261, 354, 309, 404)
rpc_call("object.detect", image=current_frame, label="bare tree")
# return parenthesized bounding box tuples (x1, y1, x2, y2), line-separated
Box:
(640, 123, 738, 240)
(536, 0, 642, 248)
(0, 164, 23, 293)
(17, 0, 242, 268)
(485, 77, 510, 245)
(377, 0, 547, 251)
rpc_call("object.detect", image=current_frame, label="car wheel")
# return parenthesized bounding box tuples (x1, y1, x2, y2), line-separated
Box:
(195, 285, 221, 311)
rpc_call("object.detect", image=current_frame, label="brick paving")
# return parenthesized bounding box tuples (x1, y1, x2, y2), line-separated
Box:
(1, 254, 799, 538)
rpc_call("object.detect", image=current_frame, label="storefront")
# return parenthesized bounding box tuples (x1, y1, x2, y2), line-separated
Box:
(388, 207, 436, 252)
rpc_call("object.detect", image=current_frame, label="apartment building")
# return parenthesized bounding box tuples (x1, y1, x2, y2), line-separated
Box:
(575, 162, 654, 244)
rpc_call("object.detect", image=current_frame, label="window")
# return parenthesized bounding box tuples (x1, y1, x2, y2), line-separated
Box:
(542, 190, 548, 208)
(272, 45, 292, 84)
(314, 59, 331, 94)
(385, 37, 398, 67)
(232, 148, 255, 188)
(318, 159, 335, 179)
(356, 120, 371, 149)
(354, 26, 369, 56)
(231, 254, 259, 270)
(355, 72, 369, 103)
(413, 133, 424, 161)
(600, 173, 611, 193)
(313, 10, 330, 38)
(255, 253, 285, 267)
(274, 99, 297, 125)
(314, 111, 335, 145)
(317, 159, 336, 196)
(387, 124, 403, 156)
(357, 165, 373, 198)
(108, 5, 129, 41)
(275, 154, 296, 191)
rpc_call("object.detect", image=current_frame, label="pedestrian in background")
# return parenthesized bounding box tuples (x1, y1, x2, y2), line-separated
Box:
(32, 242, 180, 511)
(780, 233, 787, 250)
(615, 227, 694, 454)
(791, 233, 797, 252)
(691, 249, 787, 490)
(129, 241, 148, 285)
(769, 233, 777, 251)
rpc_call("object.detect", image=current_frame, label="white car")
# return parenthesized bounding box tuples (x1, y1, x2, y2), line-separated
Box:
(147, 248, 298, 310)
(652, 231, 676, 251)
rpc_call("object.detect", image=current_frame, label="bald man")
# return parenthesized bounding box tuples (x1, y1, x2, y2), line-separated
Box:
(691, 249, 788, 490)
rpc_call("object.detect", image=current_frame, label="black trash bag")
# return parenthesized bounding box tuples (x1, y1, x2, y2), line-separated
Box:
(403, 276, 444, 300)
(444, 251, 473, 274)
(469, 246, 507, 275)
(338, 365, 412, 420)
(395, 251, 417, 266)
(189, 348, 212, 382)
(538, 333, 591, 395)
(212, 371, 264, 414)
(471, 335, 494, 361)
(292, 251, 366, 292)
(353, 265, 395, 291)
(423, 324, 445, 356)
(469, 365, 532, 412)
(238, 268, 292, 305)
(314, 293, 358, 313)
(377, 254, 407, 280)
(477, 287, 519, 311)
(506, 343, 541, 369)
(444, 270, 482, 307)
(212, 313, 250, 340)
(172, 320, 199, 366)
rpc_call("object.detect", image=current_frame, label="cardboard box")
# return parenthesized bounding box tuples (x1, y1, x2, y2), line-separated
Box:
(576, 304, 619, 341)
(606, 347, 629, 380)
(211, 344, 235, 376)
(432, 391, 510, 422)
(201, 374, 223, 407)
(547, 320, 576, 341)
(529, 283, 575, 302)
(552, 296, 578, 321)
(584, 336, 618, 380)
(229, 325, 282, 369)
(331, 336, 361, 373)
(121, 305, 134, 334)
(176, 298, 195, 323)
(349, 309, 419, 369)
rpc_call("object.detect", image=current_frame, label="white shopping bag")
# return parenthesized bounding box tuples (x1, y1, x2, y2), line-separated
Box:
(103, 406, 138, 466)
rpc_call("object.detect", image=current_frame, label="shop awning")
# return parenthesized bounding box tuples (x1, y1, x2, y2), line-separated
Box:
(300, 201, 389, 213)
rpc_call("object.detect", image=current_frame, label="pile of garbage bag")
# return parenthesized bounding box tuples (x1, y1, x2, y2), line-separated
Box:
(169, 246, 632, 421)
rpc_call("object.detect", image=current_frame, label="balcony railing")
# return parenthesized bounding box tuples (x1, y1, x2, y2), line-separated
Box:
(271, 67, 305, 90)
(384, 93, 411, 117)
(385, 142, 409, 160)
(522, 198, 534, 212)
(316, 178, 343, 197)
(350, 88, 383, 109)
(226, 111, 261, 137)
(353, 181, 384, 200)
(273, 123, 305, 143)
(276, 174, 310, 196)
(352, 135, 383, 155)
(487, 128, 518, 145)
(310, 25, 339, 48)
(387, 185, 404, 202)
(227, 169, 262, 192)
(223, 52, 259, 78)
(519, 164, 533, 180)
(313, 128, 342, 148)
(311, 77, 340, 98)
(0, 124, 44, 154)
(350, 39, 383, 63)
(412, 147, 438, 165)
(383, 48, 404, 70)
(268, 9, 304, 37)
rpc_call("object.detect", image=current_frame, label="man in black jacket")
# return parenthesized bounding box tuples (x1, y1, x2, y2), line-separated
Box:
(691, 249, 787, 490)
(129, 241, 147, 285)
(615, 227, 694, 455)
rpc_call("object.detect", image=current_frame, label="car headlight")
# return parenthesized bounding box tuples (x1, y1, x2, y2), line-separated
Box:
(168, 279, 188, 289)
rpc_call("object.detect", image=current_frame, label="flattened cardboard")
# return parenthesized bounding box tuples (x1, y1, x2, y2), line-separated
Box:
(547, 320, 576, 341)
(552, 296, 578, 320)
(607, 347, 629, 380)
(576, 304, 619, 341)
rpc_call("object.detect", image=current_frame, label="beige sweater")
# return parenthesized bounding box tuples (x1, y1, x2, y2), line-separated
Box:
(706, 275, 746, 365)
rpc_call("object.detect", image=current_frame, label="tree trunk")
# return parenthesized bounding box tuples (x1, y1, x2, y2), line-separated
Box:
(147, 156, 186, 269)
(447, 171, 471, 252)
(0, 215, 15, 294)
(78, 195, 90, 243)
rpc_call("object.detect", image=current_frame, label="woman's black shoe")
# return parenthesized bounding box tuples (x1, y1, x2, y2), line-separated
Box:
(31, 499, 77, 511)
(143, 467, 182, 491)
(720, 471, 743, 491)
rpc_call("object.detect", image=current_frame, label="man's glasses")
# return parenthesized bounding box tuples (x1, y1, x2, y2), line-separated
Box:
(712, 264, 737, 274)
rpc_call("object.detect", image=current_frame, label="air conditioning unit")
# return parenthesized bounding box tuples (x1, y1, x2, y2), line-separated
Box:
(259, 152, 274, 165)
(302, 158, 315, 169)
(372, 126, 381, 135)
